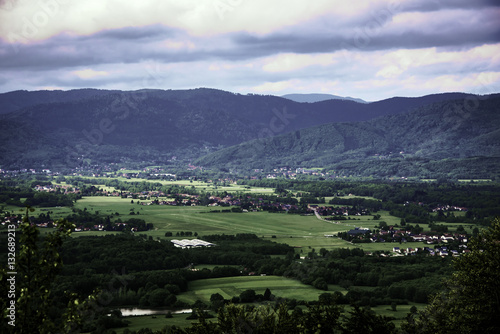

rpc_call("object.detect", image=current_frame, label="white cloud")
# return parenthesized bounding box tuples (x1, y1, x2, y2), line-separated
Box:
(0, 0, 405, 42)
(72, 68, 108, 79)
(261, 53, 337, 72)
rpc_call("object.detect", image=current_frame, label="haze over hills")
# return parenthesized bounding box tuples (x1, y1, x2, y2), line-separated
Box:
(0, 88, 497, 178)
(281, 93, 367, 104)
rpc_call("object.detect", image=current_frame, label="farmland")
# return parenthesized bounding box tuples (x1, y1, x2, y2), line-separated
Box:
(2, 173, 499, 333)
(35, 193, 479, 254)
(66, 196, 470, 252)
(70, 196, 353, 246)
(68, 196, 426, 253)
(178, 276, 333, 305)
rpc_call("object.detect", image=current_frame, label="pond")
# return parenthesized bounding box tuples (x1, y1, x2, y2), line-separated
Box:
(119, 308, 192, 316)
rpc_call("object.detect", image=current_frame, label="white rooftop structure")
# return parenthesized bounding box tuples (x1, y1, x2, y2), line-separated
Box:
(171, 239, 216, 249)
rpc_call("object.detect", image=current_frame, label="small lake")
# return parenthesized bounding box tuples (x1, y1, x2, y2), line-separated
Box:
(119, 308, 192, 316)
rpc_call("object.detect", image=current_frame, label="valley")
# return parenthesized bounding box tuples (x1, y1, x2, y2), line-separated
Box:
(1, 165, 499, 333)
(0, 89, 499, 333)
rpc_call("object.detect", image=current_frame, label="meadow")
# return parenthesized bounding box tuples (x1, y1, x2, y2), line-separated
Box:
(71, 197, 354, 246)
(43, 196, 458, 252)
(177, 275, 333, 305)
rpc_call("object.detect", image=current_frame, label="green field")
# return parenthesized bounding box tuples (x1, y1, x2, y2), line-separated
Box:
(53, 196, 457, 251)
(71, 197, 357, 247)
(115, 275, 340, 333)
(177, 275, 335, 305)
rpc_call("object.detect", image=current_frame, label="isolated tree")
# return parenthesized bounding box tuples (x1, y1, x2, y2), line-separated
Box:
(210, 293, 224, 303)
(239, 289, 256, 303)
(210, 292, 225, 311)
(402, 217, 500, 333)
(263, 288, 272, 301)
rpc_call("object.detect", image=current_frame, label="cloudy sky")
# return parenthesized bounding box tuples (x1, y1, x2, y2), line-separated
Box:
(0, 0, 499, 101)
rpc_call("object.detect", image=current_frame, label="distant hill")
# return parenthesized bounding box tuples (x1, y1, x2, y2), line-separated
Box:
(196, 95, 500, 178)
(0, 88, 491, 177)
(0, 89, 119, 114)
(281, 93, 367, 104)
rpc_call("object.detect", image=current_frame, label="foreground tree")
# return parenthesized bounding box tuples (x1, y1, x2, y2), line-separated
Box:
(169, 300, 395, 334)
(0, 208, 86, 334)
(402, 217, 500, 333)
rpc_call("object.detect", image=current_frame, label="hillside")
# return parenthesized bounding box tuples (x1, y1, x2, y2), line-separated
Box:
(0, 88, 490, 175)
(0, 89, 120, 114)
(196, 95, 500, 179)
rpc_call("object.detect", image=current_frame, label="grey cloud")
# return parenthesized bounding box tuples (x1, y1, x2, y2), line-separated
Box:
(229, 9, 500, 56)
(88, 24, 178, 41)
(0, 25, 202, 71)
(1, 14, 498, 74)
(402, 0, 500, 12)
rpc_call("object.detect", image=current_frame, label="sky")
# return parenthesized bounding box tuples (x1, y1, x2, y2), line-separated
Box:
(0, 0, 499, 101)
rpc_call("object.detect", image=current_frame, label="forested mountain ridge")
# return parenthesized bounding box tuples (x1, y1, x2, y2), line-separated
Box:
(196, 94, 500, 178)
(0, 88, 492, 175)
(0, 89, 120, 114)
(281, 93, 367, 103)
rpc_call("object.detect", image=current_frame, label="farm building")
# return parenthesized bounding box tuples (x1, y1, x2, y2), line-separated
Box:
(171, 239, 216, 249)
(346, 227, 371, 236)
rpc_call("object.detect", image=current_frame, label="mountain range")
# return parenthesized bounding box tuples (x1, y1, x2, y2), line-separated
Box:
(281, 93, 367, 104)
(0, 88, 498, 178)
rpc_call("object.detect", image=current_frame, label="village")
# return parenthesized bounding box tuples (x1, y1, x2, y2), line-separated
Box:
(337, 225, 470, 257)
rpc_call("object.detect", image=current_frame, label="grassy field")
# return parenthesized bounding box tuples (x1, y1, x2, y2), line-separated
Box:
(25, 194, 467, 252)
(114, 279, 419, 333)
(44, 196, 462, 251)
(71, 197, 357, 247)
(177, 275, 335, 305)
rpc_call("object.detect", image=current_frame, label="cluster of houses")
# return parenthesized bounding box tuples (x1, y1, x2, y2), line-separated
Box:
(369, 228, 468, 245)
(1, 217, 21, 228)
(1, 216, 66, 230)
(310, 205, 370, 217)
(431, 204, 468, 212)
(264, 167, 328, 179)
(410, 233, 467, 244)
(33, 184, 79, 194)
(0, 168, 55, 175)
(341, 226, 470, 257)
(392, 245, 468, 257)
(207, 195, 241, 206)
(140, 194, 200, 206)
